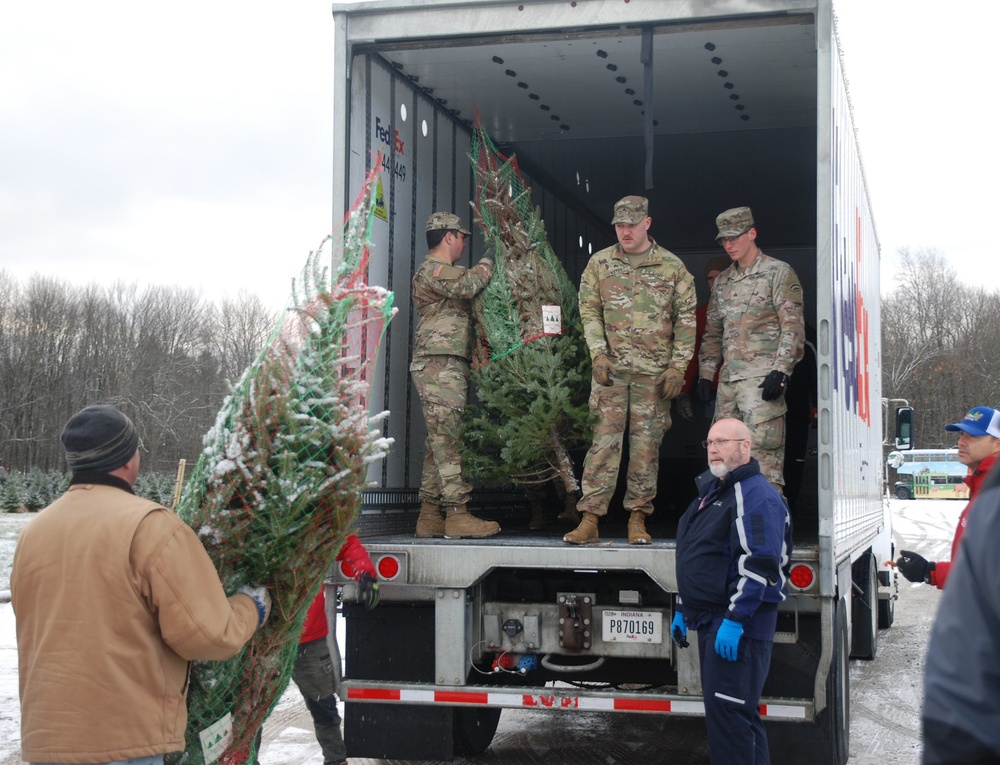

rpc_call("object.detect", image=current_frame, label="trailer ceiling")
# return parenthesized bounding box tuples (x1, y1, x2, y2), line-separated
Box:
(347, 9, 821, 248)
(372, 16, 816, 142)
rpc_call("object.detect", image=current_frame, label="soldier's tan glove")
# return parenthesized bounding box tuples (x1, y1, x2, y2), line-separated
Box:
(655, 368, 684, 400)
(592, 354, 614, 387)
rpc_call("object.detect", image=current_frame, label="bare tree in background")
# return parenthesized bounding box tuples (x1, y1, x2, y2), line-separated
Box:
(882, 247, 1000, 448)
(211, 290, 278, 384)
(0, 272, 278, 474)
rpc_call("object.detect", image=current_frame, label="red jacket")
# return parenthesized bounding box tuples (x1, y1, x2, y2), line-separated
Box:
(683, 303, 720, 393)
(929, 453, 997, 589)
(300, 534, 375, 643)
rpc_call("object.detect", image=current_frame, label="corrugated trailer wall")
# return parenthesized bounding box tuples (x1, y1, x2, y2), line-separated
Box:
(349, 52, 604, 495)
(826, 14, 884, 561)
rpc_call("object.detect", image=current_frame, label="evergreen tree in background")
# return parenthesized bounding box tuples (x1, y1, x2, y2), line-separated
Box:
(0, 472, 24, 512)
(463, 124, 592, 524)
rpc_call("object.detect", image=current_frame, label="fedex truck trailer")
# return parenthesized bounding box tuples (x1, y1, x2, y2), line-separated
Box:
(327, 2, 892, 763)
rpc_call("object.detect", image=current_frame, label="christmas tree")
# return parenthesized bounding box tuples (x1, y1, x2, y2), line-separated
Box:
(464, 125, 591, 520)
(168, 163, 395, 764)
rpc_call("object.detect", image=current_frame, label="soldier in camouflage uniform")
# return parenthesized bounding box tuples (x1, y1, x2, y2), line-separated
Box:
(564, 196, 697, 546)
(410, 212, 500, 539)
(697, 206, 805, 493)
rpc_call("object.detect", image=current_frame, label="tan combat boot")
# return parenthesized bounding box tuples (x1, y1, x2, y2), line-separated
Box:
(628, 510, 652, 545)
(557, 493, 582, 527)
(444, 505, 500, 539)
(415, 501, 446, 538)
(563, 512, 599, 545)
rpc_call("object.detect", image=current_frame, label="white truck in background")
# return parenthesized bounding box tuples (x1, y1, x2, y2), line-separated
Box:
(327, 2, 899, 763)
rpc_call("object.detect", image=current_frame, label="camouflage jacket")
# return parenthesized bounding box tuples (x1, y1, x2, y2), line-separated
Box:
(699, 250, 805, 382)
(411, 255, 492, 359)
(578, 238, 697, 377)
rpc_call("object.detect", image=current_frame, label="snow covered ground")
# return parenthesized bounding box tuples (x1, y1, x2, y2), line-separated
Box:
(0, 498, 966, 764)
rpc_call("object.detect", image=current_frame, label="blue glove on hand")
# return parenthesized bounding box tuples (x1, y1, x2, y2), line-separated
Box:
(671, 611, 689, 648)
(715, 618, 743, 661)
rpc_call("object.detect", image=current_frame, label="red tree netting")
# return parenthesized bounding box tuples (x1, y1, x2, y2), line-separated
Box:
(168, 162, 395, 764)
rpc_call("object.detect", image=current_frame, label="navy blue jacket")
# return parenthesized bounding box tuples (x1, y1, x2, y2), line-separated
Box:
(676, 459, 793, 632)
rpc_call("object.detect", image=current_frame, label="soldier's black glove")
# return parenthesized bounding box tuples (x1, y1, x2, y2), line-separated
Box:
(758, 370, 789, 401)
(358, 573, 381, 609)
(674, 393, 695, 422)
(895, 550, 935, 584)
(695, 378, 716, 404)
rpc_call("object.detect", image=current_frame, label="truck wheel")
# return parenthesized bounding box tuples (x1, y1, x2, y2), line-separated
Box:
(825, 600, 851, 764)
(850, 553, 878, 660)
(895, 486, 911, 500)
(453, 706, 501, 755)
(767, 601, 849, 765)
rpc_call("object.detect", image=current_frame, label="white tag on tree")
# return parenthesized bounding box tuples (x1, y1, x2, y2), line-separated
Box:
(199, 712, 234, 764)
(542, 305, 561, 334)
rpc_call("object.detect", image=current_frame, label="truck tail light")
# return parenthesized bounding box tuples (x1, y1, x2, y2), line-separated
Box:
(377, 555, 401, 580)
(340, 559, 358, 579)
(789, 563, 816, 591)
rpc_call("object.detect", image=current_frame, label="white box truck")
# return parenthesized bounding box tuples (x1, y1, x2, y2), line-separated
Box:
(327, 2, 897, 763)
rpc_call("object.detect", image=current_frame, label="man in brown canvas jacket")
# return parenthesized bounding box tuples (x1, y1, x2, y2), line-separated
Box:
(409, 211, 499, 539)
(11, 404, 270, 764)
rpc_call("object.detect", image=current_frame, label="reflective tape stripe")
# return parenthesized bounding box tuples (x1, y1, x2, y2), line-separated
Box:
(345, 685, 806, 718)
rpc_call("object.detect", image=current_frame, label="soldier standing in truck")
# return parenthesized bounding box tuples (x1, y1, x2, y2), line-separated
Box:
(564, 195, 697, 546)
(697, 206, 805, 494)
(409, 211, 500, 539)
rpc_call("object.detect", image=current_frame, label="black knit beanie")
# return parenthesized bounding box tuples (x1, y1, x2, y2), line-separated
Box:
(61, 404, 140, 473)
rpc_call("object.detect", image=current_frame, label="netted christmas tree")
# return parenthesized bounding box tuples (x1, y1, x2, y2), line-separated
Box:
(463, 124, 591, 511)
(168, 164, 395, 765)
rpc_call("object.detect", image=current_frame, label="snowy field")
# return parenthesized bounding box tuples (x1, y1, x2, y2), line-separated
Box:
(0, 498, 966, 764)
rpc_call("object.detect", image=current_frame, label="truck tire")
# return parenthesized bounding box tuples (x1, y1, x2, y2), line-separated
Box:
(767, 600, 849, 765)
(895, 485, 911, 500)
(453, 706, 502, 755)
(825, 600, 851, 764)
(850, 553, 878, 660)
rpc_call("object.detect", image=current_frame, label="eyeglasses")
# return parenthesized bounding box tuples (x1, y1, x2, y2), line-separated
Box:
(451, 230, 466, 241)
(718, 231, 748, 246)
(702, 438, 745, 449)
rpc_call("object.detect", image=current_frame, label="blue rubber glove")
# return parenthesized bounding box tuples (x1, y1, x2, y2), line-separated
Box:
(671, 611, 688, 648)
(715, 618, 743, 661)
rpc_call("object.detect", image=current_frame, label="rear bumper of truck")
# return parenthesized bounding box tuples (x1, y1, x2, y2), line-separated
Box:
(343, 679, 812, 721)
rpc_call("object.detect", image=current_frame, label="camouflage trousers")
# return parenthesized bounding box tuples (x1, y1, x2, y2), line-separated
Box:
(578, 378, 671, 517)
(410, 355, 473, 507)
(715, 376, 787, 489)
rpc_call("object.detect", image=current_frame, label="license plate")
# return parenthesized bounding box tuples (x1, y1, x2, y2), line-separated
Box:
(602, 609, 662, 643)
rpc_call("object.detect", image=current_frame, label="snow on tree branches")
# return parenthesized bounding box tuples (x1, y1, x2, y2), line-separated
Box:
(168, 164, 395, 764)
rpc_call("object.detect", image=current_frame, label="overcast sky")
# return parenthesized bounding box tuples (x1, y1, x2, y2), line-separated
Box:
(1, 0, 998, 309)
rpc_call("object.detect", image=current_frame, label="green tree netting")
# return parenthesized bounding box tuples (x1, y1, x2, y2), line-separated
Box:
(464, 124, 591, 496)
(168, 164, 395, 765)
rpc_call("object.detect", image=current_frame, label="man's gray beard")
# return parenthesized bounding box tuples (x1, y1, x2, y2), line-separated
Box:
(709, 462, 729, 479)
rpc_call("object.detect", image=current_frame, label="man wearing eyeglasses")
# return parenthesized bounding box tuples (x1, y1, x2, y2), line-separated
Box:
(409, 212, 499, 539)
(896, 405, 1000, 588)
(697, 207, 805, 495)
(672, 418, 793, 764)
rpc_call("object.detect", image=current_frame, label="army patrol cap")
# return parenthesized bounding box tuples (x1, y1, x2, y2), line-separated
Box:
(426, 212, 471, 236)
(715, 206, 755, 240)
(611, 196, 649, 225)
